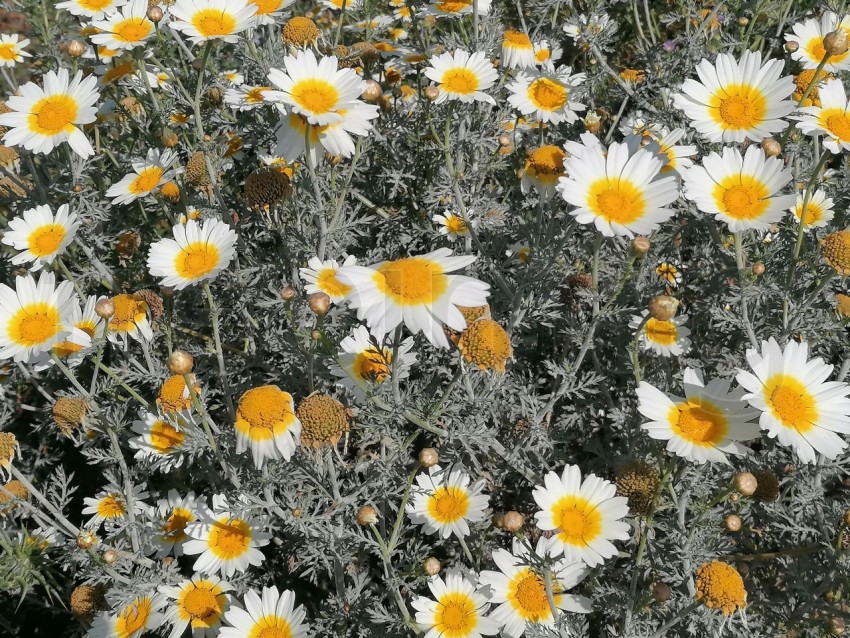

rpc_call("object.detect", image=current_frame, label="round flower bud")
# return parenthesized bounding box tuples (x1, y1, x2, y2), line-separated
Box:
(161, 128, 179, 148)
(761, 138, 781, 157)
(310, 329, 322, 341)
(356, 505, 378, 526)
(76, 530, 98, 550)
(95, 298, 115, 319)
(824, 30, 849, 57)
(66, 40, 86, 57)
(631, 236, 651, 257)
(102, 548, 119, 564)
(162, 556, 175, 566)
(147, 5, 163, 22)
(752, 261, 765, 276)
(424, 85, 440, 101)
(738, 16, 749, 26)
(648, 295, 679, 321)
(724, 514, 742, 532)
(167, 350, 194, 375)
(735, 472, 758, 496)
(362, 80, 382, 102)
(279, 286, 297, 301)
(423, 557, 441, 576)
(830, 617, 846, 636)
(652, 582, 672, 603)
(418, 447, 439, 468)
(308, 292, 331, 316)
(502, 511, 524, 532)
(785, 41, 799, 52)
(498, 133, 512, 147)
(291, 507, 302, 518)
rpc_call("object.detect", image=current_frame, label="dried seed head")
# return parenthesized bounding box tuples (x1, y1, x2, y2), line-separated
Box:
(761, 138, 781, 157)
(186, 151, 211, 187)
(502, 511, 524, 532)
(616, 461, 660, 516)
(134, 289, 164, 321)
(735, 472, 758, 496)
(76, 530, 98, 550)
(245, 167, 290, 211)
(115, 230, 141, 264)
(297, 394, 350, 448)
(652, 582, 672, 603)
(308, 292, 331, 316)
(95, 298, 115, 319)
(822, 231, 850, 276)
(695, 561, 747, 615)
(0, 480, 28, 510)
(457, 319, 513, 373)
(167, 350, 194, 375)
(70, 584, 106, 621)
(282, 16, 320, 46)
(279, 287, 297, 301)
(423, 557, 441, 576)
(0, 432, 17, 469)
(351, 41, 379, 65)
(418, 447, 439, 468)
(52, 396, 89, 436)
(648, 295, 679, 321)
(161, 129, 178, 148)
(356, 505, 378, 526)
(631, 236, 651, 257)
(362, 80, 382, 102)
(724, 514, 742, 532)
(824, 30, 849, 56)
(752, 470, 779, 502)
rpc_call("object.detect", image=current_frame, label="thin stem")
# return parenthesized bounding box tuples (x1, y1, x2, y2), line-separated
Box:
(369, 524, 412, 625)
(388, 463, 421, 552)
(649, 601, 700, 638)
(9, 466, 79, 537)
(202, 281, 236, 422)
(304, 124, 327, 260)
(733, 232, 759, 350)
(105, 427, 141, 553)
(193, 40, 213, 141)
(543, 567, 560, 622)
(90, 359, 152, 409)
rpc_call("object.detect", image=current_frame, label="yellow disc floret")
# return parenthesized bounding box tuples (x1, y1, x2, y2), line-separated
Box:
(457, 319, 512, 373)
(695, 561, 747, 615)
(296, 393, 350, 448)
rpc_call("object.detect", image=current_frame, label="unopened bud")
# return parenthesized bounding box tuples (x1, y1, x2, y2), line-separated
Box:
(424, 557, 441, 576)
(308, 292, 330, 316)
(824, 30, 849, 57)
(291, 507, 302, 517)
(162, 555, 175, 566)
(631, 236, 651, 257)
(738, 16, 749, 26)
(498, 133, 512, 147)
(66, 40, 86, 58)
(361, 79, 382, 102)
(424, 85, 440, 101)
(735, 472, 758, 496)
(167, 350, 194, 375)
(160, 285, 175, 298)
(652, 582, 672, 603)
(736, 561, 749, 576)
(502, 511, 524, 532)
(752, 261, 765, 276)
(279, 286, 297, 301)
(147, 5, 163, 22)
(95, 298, 115, 319)
(724, 514, 742, 532)
(648, 295, 679, 321)
(102, 549, 119, 564)
(310, 329, 322, 340)
(830, 616, 846, 636)
(161, 129, 179, 148)
(785, 41, 799, 52)
(761, 138, 782, 157)
(356, 505, 378, 526)
(418, 448, 439, 468)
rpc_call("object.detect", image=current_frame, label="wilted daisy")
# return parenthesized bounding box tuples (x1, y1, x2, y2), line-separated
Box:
(82, 482, 150, 529)
(147, 218, 238, 290)
(411, 571, 499, 638)
(507, 66, 585, 124)
(149, 490, 199, 558)
(56, 0, 126, 19)
(557, 138, 679, 237)
(785, 12, 850, 72)
(107, 293, 153, 344)
(89, 594, 166, 638)
(736, 338, 850, 463)
(637, 369, 761, 464)
(331, 325, 416, 396)
(1, 204, 79, 271)
(0, 272, 76, 363)
(183, 494, 271, 577)
(223, 85, 271, 111)
(219, 586, 308, 638)
(106, 149, 179, 204)
(521, 145, 566, 200)
(533, 464, 630, 567)
(336, 248, 491, 348)
(90, 0, 155, 51)
(432, 211, 470, 239)
(0, 35, 31, 67)
(791, 189, 834, 228)
(234, 385, 301, 468)
(169, 0, 257, 43)
(274, 103, 379, 162)
(501, 30, 535, 69)
(795, 78, 850, 154)
(0, 68, 100, 158)
(129, 411, 190, 472)
(682, 145, 795, 232)
(299, 255, 356, 304)
(407, 464, 489, 539)
(630, 310, 691, 357)
(425, 50, 498, 105)
(479, 539, 591, 637)
(673, 50, 795, 143)
(160, 575, 232, 638)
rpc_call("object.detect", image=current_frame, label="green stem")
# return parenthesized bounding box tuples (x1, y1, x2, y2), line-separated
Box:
(733, 232, 759, 349)
(193, 40, 213, 141)
(202, 281, 236, 422)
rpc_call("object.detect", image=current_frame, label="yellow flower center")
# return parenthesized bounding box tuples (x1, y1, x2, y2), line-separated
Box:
(149, 419, 186, 454)
(192, 9, 238, 37)
(315, 267, 351, 298)
(245, 86, 270, 103)
(129, 166, 164, 195)
(160, 506, 194, 543)
(820, 108, 850, 141)
(795, 199, 824, 226)
(28, 94, 78, 136)
(103, 62, 135, 84)
(251, 0, 282, 14)
(588, 177, 646, 224)
(509, 568, 560, 621)
(526, 145, 565, 184)
(27, 223, 66, 257)
(535, 49, 551, 62)
(115, 597, 152, 638)
(208, 516, 252, 559)
(503, 30, 532, 49)
(375, 257, 447, 306)
(434, 592, 477, 638)
(291, 78, 340, 115)
(426, 485, 470, 523)
(158, 374, 198, 414)
(109, 294, 147, 333)
(764, 373, 817, 433)
(443, 215, 468, 234)
(8, 302, 61, 347)
(235, 385, 297, 441)
(96, 493, 126, 519)
(713, 174, 770, 220)
(352, 347, 391, 383)
(643, 318, 677, 345)
(79, 0, 113, 10)
(0, 43, 18, 61)
(435, 0, 471, 13)
(113, 17, 152, 42)
(710, 83, 767, 130)
(179, 581, 224, 625)
(441, 68, 479, 95)
(668, 398, 727, 445)
(52, 339, 84, 358)
(551, 495, 602, 546)
(247, 615, 293, 638)
(527, 77, 567, 111)
(695, 561, 747, 615)
(175, 242, 220, 280)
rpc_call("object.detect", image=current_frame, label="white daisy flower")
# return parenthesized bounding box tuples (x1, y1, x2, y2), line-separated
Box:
(501, 30, 535, 69)
(89, 594, 167, 638)
(507, 66, 586, 124)
(425, 0, 491, 18)
(637, 368, 762, 464)
(652, 128, 697, 175)
(790, 189, 834, 228)
(0, 68, 100, 158)
(273, 102, 379, 162)
(248, 0, 294, 25)
(106, 148, 179, 204)
(795, 78, 850, 154)
(784, 12, 850, 72)
(521, 144, 566, 201)
(406, 464, 489, 539)
(219, 586, 309, 638)
(82, 481, 150, 529)
(432, 211, 470, 239)
(330, 325, 417, 397)
(169, 0, 257, 44)
(56, 0, 126, 20)
(147, 218, 238, 290)
(90, 0, 155, 51)
(160, 574, 233, 638)
(223, 85, 272, 111)
(0, 35, 31, 67)
(424, 50, 498, 105)
(31, 293, 105, 372)
(736, 338, 850, 463)
(222, 70, 244, 85)
(129, 411, 191, 472)
(148, 490, 199, 558)
(556, 137, 679, 237)
(411, 571, 499, 638)
(1, 203, 79, 271)
(479, 539, 591, 637)
(682, 145, 795, 232)
(532, 464, 630, 567)
(336, 248, 491, 348)
(0, 272, 76, 363)
(629, 310, 691, 357)
(234, 385, 301, 468)
(672, 50, 795, 143)
(183, 494, 271, 577)
(299, 255, 356, 303)
(107, 293, 153, 345)
(533, 40, 562, 68)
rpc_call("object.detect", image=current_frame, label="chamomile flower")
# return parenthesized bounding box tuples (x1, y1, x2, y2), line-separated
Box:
(790, 189, 834, 229)
(149, 490, 199, 557)
(56, 0, 126, 20)
(521, 145, 566, 200)
(425, 0, 491, 17)
(331, 325, 416, 396)
(501, 30, 535, 69)
(682, 145, 795, 232)
(795, 78, 850, 154)
(222, 70, 244, 85)
(129, 411, 190, 472)
(0, 272, 76, 363)
(673, 50, 795, 143)
(425, 50, 498, 105)
(785, 12, 850, 72)
(169, 0, 257, 44)
(557, 138, 679, 237)
(147, 218, 238, 290)
(479, 540, 591, 637)
(736, 338, 850, 463)
(411, 571, 500, 638)
(637, 369, 761, 464)
(234, 385, 301, 468)
(407, 464, 489, 539)
(219, 586, 309, 638)
(0, 68, 100, 158)
(89, 594, 166, 638)
(82, 481, 150, 529)
(248, 0, 294, 25)
(507, 66, 586, 124)
(0, 35, 31, 67)
(532, 40, 562, 68)
(433, 211, 470, 239)
(183, 494, 271, 577)
(90, 0, 155, 51)
(160, 575, 233, 638)
(223, 85, 272, 111)
(652, 128, 698, 175)
(106, 149, 179, 204)
(336, 248, 491, 348)
(107, 293, 153, 344)
(2, 204, 79, 271)
(629, 310, 691, 357)
(31, 293, 104, 371)
(273, 103, 379, 162)
(300, 255, 356, 303)
(532, 465, 630, 567)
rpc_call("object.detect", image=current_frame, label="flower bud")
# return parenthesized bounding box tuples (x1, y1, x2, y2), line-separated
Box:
(280, 286, 297, 301)
(291, 507, 302, 518)
(167, 350, 194, 375)
(162, 556, 175, 566)
(161, 129, 179, 148)
(424, 557, 441, 576)
(308, 292, 331, 316)
(648, 295, 679, 321)
(502, 511, 524, 532)
(785, 41, 799, 52)
(737, 16, 749, 26)
(724, 514, 742, 532)
(752, 261, 765, 276)
(102, 549, 119, 564)
(66, 40, 86, 58)
(631, 236, 651, 257)
(652, 582, 672, 603)
(418, 447, 439, 468)
(761, 138, 781, 157)
(830, 617, 846, 636)
(356, 505, 378, 526)
(160, 285, 175, 298)
(361, 79, 382, 102)
(147, 5, 163, 22)
(735, 471, 758, 496)
(95, 298, 115, 319)
(423, 86, 440, 101)
(498, 133, 512, 147)
(824, 30, 849, 57)
(310, 329, 322, 341)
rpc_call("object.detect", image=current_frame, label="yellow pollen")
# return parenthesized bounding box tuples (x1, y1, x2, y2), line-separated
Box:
(764, 373, 817, 433)
(821, 108, 850, 141)
(235, 385, 296, 442)
(644, 318, 677, 345)
(114, 597, 152, 638)
(179, 581, 224, 625)
(374, 257, 447, 305)
(9, 302, 61, 347)
(795, 200, 824, 226)
(503, 30, 532, 48)
(0, 44, 19, 61)
(108, 294, 147, 334)
(27, 223, 67, 257)
(352, 347, 391, 383)
(457, 319, 512, 373)
(551, 495, 602, 546)
(588, 177, 646, 224)
(315, 267, 351, 298)
(148, 419, 186, 454)
(669, 399, 727, 445)
(526, 145, 565, 184)
(695, 561, 747, 615)
(426, 485, 470, 524)
(208, 516, 251, 559)
(128, 166, 164, 195)
(251, 0, 282, 14)
(528, 77, 567, 111)
(436, 0, 471, 13)
(441, 68, 479, 95)
(192, 9, 237, 36)
(710, 83, 767, 130)
(158, 374, 198, 414)
(28, 94, 78, 136)
(434, 592, 477, 638)
(96, 493, 126, 519)
(160, 507, 194, 542)
(509, 568, 560, 621)
(175, 242, 220, 280)
(291, 79, 340, 115)
(713, 174, 770, 221)
(442, 215, 468, 234)
(247, 615, 293, 638)
(113, 17, 151, 42)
